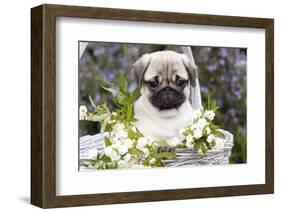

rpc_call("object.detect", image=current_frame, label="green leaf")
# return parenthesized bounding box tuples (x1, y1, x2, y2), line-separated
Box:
(88, 95, 96, 108)
(194, 141, 208, 155)
(158, 160, 166, 167)
(116, 89, 126, 105)
(101, 85, 117, 95)
(213, 130, 225, 138)
(182, 128, 193, 136)
(104, 136, 112, 147)
(153, 139, 169, 147)
(107, 161, 118, 169)
(176, 144, 186, 149)
(143, 158, 150, 166)
(100, 121, 108, 133)
(201, 142, 208, 154)
(156, 152, 176, 159)
(95, 76, 115, 86)
(131, 117, 138, 122)
(211, 100, 218, 112)
(130, 87, 141, 102)
(82, 160, 91, 167)
(119, 73, 127, 94)
(128, 148, 144, 157)
(88, 114, 105, 122)
(127, 127, 135, 139)
(207, 94, 211, 110)
(209, 122, 219, 130)
(126, 104, 133, 120)
(194, 141, 201, 150)
(101, 154, 112, 162)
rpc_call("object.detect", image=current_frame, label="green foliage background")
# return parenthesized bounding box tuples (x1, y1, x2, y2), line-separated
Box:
(79, 42, 247, 163)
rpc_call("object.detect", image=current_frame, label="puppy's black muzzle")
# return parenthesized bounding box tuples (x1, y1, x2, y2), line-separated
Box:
(150, 87, 186, 110)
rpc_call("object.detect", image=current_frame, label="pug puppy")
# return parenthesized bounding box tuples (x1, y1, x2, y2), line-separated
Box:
(132, 50, 198, 142)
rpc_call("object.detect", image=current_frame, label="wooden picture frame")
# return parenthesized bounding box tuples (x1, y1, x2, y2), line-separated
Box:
(31, 4, 274, 208)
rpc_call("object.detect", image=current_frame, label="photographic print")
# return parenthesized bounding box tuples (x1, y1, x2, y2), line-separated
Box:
(79, 42, 247, 171)
(31, 4, 273, 208)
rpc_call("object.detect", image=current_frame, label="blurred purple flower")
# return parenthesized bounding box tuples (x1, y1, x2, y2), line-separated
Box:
(234, 90, 242, 100)
(128, 46, 139, 55)
(228, 108, 236, 117)
(94, 47, 105, 56)
(231, 76, 238, 83)
(120, 57, 129, 68)
(128, 82, 138, 93)
(108, 45, 117, 54)
(219, 48, 228, 58)
(207, 63, 218, 72)
(220, 76, 225, 81)
(106, 72, 115, 81)
(200, 85, 209, 94)
(219, 59, 225, 66)
(234, 59, 246, 68)
(94, 94, 101, 103)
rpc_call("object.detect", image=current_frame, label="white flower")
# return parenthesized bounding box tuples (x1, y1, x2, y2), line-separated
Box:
(146, 136, 155, 146)
(112, 123, 127, 139)
(104, 116, 111, 123)
(111, 136, 120, 145)
(194, 109, 202, 118)
(131, 126, 138, 133)
(178, 128, 188, 140)
(118, 144, 129, 155)
(197, 118, 208, 129)
(186, 134, 194, 143)
(204, 110, 215, 121)
(112, 112, 117, 116)
(149, 158, 157, 165)
(136, 138, 146, 149)
(123, 153, 131, 162)
(205, 127, 211, 135)
(193, 128, 203, 139)
(79, 105, 87, 120)
(93, 161, 104, 169)
(207, 134, 215, 143)
(88, 149, 98, 160)
(142, 148, 150, 158)
(104, 147, 120, 161)
(168, 137, 182, 147)
(185, 134, 194, 149)
(118, 160, 129, 168)
(191, 123, 200, 131)
(213, 138, 225, 150)
(179, 128, 185, 135)
(137, 137, 152, 148)
(122, 138, 134, 147)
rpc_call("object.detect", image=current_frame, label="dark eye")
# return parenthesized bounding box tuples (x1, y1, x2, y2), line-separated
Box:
(176, 78, 187, 87)
(147, 80, 159, 88)
(146, 77, 159, 88)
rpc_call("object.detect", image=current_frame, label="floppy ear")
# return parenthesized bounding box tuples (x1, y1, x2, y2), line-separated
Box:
(131, 54, 152, 87)
(181, 54, 198, 87)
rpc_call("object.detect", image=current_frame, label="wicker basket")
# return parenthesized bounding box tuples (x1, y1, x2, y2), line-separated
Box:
(80, 129, 234, 167)
(163, 130, 233, 166)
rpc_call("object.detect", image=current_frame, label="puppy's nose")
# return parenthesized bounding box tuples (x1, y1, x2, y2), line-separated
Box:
(163, 87, 174, 97)
(163, 87, 172, 92)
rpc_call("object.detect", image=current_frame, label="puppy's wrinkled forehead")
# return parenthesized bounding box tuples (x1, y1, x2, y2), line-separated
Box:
(144, 51, 188, 81)
(131, 50, 198, 87)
